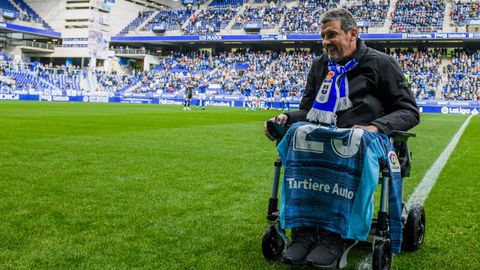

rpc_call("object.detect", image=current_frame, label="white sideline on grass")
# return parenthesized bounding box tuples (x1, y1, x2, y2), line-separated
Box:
(357, 115, 474, 270)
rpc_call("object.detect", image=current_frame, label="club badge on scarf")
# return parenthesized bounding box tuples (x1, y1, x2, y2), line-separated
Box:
(307, 59, 359, 124)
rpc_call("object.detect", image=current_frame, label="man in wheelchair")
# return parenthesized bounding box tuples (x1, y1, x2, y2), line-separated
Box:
(263, 8, 419, 269)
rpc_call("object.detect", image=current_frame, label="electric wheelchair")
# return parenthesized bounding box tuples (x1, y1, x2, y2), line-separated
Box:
(261, 121, 425, 270)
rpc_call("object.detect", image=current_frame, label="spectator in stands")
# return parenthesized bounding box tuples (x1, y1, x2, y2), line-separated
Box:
(443, 48, 480, 101)
(451, 1, 480, 26)
(282, 0, 339, 32)
(390, 48, 442, 99)
(263, 8, 419, 268)
(346, 0, 389, 28)
(390, 0, 445, 33)
(183, 6, 238, 35)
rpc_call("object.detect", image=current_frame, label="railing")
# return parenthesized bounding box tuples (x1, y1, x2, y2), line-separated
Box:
(7, 39, 54, 50)
(114, 48, 158, 56)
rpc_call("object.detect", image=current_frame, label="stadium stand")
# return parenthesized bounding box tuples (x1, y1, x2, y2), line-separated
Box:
(10, 0, 53, 30)
(450, 1, 480, 26)
(143, 9, 194, 31)
(97, 50, 314, 98)
(390, 0, 445, 33)
(2, 46, 479, 102)
(118, 10, 155, 36)
(443, 49, 480, 101)
(390, 49, 443, 100)
(183, 6, 239, 35)
(281, 0, 339, 33)
(345, 0, 390, 29)
(0, 61, 82, 93)
(232, 4, 287, 30)
(1, 0, 480, 106)
(114, 0, 480, 35)
(0, 0, 17, 13)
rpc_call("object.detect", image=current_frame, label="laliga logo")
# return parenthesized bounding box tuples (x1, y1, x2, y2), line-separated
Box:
(441, 106, 477, 115)
(441, 106, 449, 114)
(388, 151, 401, 173)
(389, 152, 398, 166)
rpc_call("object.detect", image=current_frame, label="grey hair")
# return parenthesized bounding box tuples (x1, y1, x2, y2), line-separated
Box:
(320, 8, 357, 33)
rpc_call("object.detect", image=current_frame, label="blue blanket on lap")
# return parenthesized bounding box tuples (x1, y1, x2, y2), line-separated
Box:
(277, 122, 403, 253)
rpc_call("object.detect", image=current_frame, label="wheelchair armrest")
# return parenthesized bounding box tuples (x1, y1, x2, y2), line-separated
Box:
(390, 130, 416, 142)
(266, 120, 287, 142)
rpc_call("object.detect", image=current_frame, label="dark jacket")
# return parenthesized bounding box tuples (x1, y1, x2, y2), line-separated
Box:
(285, 39, 419, 135)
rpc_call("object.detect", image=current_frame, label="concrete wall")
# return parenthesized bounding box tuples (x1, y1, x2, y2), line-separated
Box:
(143, 54, 160, 71)
(24, 0, 148, 35)
(23, 0, 66, 32)
(109, 0, 150, 36)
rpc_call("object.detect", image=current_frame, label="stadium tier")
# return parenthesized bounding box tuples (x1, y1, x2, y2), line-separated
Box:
(118, 10, 155, 36)
(390, 0, 445, 33)
(232, 5, 286, 30)
(0, 0, 479, 112)
(113, 0, 480, 36)
(144, 9, 194, 32)
(0, 0, 52, 30)
(443, 49, 480, 101)
(0, 0, 17, 12)
(451, 1, 480, 26)
(281, 1, 338, 33)
(347, 0, 389, 28)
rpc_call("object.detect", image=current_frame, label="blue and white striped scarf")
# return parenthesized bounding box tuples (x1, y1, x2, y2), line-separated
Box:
(307, 59, 359, 124)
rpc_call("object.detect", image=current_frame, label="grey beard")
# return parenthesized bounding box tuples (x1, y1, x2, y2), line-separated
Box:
(325, 48, 342, 62)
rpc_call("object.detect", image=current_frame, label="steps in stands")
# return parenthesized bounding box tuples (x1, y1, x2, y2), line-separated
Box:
(383, 0, 398, 32)
(442, 1, 456, 32)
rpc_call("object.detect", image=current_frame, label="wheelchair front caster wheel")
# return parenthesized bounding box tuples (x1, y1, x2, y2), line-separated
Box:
(372, 240, 392, 270)
(403, 204, 426, 251)
(261, 225, 285, 260)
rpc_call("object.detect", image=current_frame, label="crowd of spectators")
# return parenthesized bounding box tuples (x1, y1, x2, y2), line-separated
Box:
(390, 0, 445, 33)
(0, 60, 82, 94)
(232, 4, 286, 29)
(345, 0, 389, 28)
(281, 0, 338, 33)
(119, 0, 480, 36)
(118, 0, 351, 36)
(95, 71, 138, 94)
(450, 1, 480, 26)
(2, 47, 480, 102)
(182, 6, 239, 35)
(443, 49, 480, 101)
(121, 50, 313, 99)
(389, 48, 443, 100)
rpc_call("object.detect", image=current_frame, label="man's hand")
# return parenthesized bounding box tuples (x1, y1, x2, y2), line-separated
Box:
(264, 114, 288, 141)
(351, 124, 379, 132)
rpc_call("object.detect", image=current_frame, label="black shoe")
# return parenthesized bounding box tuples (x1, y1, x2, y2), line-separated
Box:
(282, 227, 319, 265)
(305, 232, 346, 269)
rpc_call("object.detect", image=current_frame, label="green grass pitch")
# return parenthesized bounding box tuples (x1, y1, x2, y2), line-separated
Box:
(0, 101, 478, 269)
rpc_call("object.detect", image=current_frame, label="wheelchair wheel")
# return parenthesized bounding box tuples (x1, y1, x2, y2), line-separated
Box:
(403, 204, 425, 251)
(261, 225, 285, 260)
(372, 240, 392, 270)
